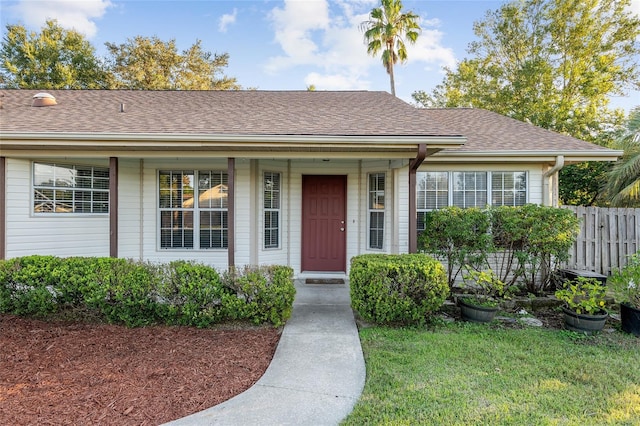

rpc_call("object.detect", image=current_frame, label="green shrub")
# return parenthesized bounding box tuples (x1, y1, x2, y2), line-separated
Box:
(0, 256, 295, 328)
(222, 265, 295, 326)
(156, 260, 227, 327)
(608, 251, 640, 309)
(93, 259, 161, 327)
(419, 205, 580, 295)
(0, 255, 62, 317)
(418, 207, 492, 286)
(350, 253, 448, 325)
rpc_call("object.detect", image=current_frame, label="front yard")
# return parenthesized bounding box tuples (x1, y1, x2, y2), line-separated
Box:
(343, 319, 640, 425)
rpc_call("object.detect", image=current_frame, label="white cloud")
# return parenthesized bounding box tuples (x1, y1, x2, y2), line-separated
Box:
(11, 0, 112, 38)
(304, 71, 370, 90)
(264, 0, 457, 91)
(629, 0, 640, 16)
(408, 28, 456, 70)
(218, 8, 237, 33)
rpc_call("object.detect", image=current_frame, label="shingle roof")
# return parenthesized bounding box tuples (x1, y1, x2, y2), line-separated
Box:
(0, 90, 620, 160)
(0, 89, 456, 137)
(422, 108, 612, 153)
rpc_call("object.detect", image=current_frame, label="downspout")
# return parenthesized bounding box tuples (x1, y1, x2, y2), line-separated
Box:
(408, 144, 427, 253)
(543, 155, 564, 207)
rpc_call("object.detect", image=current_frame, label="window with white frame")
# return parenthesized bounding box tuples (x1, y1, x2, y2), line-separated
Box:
(369, 173, 385, 249)
(453, 171, 487, 208)
(417, 171, 527, 230)
(33, 162, 109, 214)
(159, 170, 228, 249)
(492, 171, 527, 206)
(264, 171, 281, 249)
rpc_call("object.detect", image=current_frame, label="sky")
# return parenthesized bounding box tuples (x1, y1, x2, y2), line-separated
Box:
(1, 0, 639, 113)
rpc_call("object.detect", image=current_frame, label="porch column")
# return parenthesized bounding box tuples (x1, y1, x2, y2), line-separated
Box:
(228, 158, 235, 268)
(109, 157, 118, 258)
(0, 157, 5, 260)
(408, 144, 427, 253)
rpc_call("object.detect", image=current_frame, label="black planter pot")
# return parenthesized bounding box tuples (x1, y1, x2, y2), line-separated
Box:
(458, 298, 499, 323)
(620, 303, 640, 337)
(561, 307, 607, 334)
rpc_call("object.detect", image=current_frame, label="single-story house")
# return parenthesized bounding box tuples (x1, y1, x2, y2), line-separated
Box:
(0, 90, 622, 278)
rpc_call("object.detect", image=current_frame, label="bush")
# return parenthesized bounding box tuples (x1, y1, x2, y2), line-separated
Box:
(222, 265, 295, 327)
(0, 256, 294, 328)
(418, 207, 492, 286)
(0, 255, 62, 317)
(419, 205, 581, 294)
(156, 260, 227, 327)
(350, 253, 448, 325)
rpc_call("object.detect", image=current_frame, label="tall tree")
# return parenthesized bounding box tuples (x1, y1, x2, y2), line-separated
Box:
(412, 0, 640, 205)
(105, 36, 240, 90)
(1, 20, 108, 89)
(604, 107, 640, 206)
(360, 0, 420, 96)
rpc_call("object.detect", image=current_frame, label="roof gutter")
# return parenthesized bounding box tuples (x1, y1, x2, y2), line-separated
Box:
(543, 155, 564, 207)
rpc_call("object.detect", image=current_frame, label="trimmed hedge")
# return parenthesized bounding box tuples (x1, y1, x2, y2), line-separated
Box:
(0, 256, 295, 328)
(350, 253, 448, 325)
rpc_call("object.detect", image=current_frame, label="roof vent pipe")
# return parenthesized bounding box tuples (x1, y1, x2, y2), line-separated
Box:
(32, 93, 56, 107)
(543, 155, 564, 207)
(120, 103, 125, 113)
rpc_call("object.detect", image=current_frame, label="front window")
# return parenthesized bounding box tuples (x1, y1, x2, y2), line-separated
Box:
(33, 162, 109, 214)
(417, 171, 528, 231)
(159, 170, 228, 249)
(369, 173, 385, 249)
(492, 172, 527, 206)
(264, 172, 281, 249)
(452, 172, 487, 208)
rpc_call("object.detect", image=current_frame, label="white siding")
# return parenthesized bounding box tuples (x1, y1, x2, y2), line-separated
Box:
(118, 159, 143, 259)
(5, 158, 110, 258)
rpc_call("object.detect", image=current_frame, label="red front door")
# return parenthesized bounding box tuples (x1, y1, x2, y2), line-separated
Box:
(301, 175, 347, 272)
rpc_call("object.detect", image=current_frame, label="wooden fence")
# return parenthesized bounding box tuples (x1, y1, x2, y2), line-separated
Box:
(562, 206, 640, 276)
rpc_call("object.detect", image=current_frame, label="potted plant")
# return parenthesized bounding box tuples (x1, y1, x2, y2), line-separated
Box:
(458, 269, 511, 323)
(608, 252, 640, 336)
(555, 276, 608, 334)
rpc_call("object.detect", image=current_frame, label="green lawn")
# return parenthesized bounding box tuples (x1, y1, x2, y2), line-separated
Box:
(342, 323, 640, 426)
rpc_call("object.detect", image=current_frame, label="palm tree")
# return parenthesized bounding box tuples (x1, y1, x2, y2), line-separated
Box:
(360, 0, 420, 97)
(605, 106, 640, 206)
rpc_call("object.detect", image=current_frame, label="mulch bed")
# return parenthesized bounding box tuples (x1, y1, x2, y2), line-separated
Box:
(0, 315, 280, 425)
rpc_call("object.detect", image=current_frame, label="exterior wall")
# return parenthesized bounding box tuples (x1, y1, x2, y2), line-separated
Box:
(3, 155, 548, 277)
(5, 158, 110, 258)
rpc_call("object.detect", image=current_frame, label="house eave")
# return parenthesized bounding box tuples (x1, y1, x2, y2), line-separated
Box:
(0, 132, 466, 158)
(429, 150, 623, 163)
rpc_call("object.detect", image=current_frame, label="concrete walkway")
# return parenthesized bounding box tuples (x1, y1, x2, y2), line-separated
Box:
(165, 279, 366, 426)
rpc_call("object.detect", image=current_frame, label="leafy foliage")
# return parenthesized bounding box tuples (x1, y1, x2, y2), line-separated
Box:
(418, 206, 492, 285)
(555, 276, 607, 315)
(360, 0, 420, 96)
(604, 107, 640, 206)
(350, 253, 448, 325)
(1, 20, 109, 89)
(0, 256, 294, 327)
(608, 251, 640, 309)
(419, 205, 581, 294)
(412, 0, 639, 205)
(1, 20, 240, 90)
(105, 36, 240, 90)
